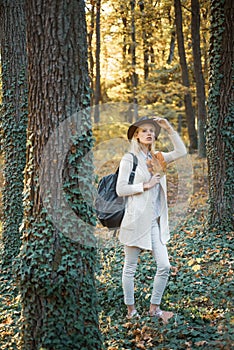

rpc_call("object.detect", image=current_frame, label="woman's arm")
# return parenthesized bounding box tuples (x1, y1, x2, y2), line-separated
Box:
(116, 153, 144, 197)
(116, 153, 160, 197)
(153, 117, 187, 164)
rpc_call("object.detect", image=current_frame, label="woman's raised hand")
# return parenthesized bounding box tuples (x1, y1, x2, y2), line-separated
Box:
(153, 117, 174, 133)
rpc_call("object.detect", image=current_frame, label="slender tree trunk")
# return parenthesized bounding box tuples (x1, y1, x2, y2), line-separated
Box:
(139, 1, 155, 80)
(120, 3, 128, 65)
(119, 1, 138, 122)
(16, 0, 102, 348)
(130, 0, 138, 120)
(139, 1, 149, 80)
(206, 0, 234, 231)
(94, 0, 101, 122)
(87, 0, 95, 105)
(0, 0, 27, 268)
(191, 0, 207, 157)
(139, 0, 150, 80)
(174, 0, 198, 151)
(167, 27, 176, 65)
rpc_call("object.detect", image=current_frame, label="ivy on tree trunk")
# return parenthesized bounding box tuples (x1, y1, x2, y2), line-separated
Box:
(207, 0, 234, 231)
(0, 0, 27, 269)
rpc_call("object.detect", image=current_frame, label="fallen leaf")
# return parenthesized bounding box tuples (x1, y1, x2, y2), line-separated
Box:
(188, 259, 195, 266)
(195, 341, 207, 346)
(192, 264, 201, 272)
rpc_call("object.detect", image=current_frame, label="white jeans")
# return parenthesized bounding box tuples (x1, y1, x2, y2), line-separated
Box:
(122, 219, 171, 306)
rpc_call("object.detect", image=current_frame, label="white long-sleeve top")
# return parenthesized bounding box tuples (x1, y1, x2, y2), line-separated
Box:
(116, 131, 187, 249)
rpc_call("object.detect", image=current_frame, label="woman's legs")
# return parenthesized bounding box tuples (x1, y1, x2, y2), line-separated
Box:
(149, 221, 173, 322)
(122, 245, 141, 316)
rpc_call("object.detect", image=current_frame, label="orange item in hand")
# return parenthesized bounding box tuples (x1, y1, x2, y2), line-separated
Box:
(146, 152, 167, 175)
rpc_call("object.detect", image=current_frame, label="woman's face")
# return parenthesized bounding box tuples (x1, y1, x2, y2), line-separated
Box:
(135, 123, 155, 146)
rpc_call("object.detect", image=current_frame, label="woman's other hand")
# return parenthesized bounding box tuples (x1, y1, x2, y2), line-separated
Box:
(143, 173, 161, 190)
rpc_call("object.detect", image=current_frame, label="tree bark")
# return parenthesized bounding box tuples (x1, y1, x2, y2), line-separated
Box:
(94, 0, 101, 122)
(16, 0, 102, 348)
(139, 0, 149, 80)
(120, 1, 138, 122)
(130, 0, 138, 120)
(87, 0, 95, 105)
(206, 0, 234, 231)
(167, 27, 176, 65)
(0, 0, 27, 268)
(139, 0, 155, 80)
(191, 0, 207, 157)
(120, 2, 128, 65)
(174, 0, 198, 151)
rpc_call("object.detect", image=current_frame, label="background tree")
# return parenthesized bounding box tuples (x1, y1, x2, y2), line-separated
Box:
(139, 0, 155, 81)
(167, 24, 176, 65)
(87, 0, 95, 104)
(191, 0, 207, 157)
(174, 0, 198, 151)
(118, 0, 139, 122)
(0, 0, 27, 268)
(130, 0, 138, 120)
(94, 0, 101, 122)
(206, 0, 233, 231)
(16, 0, 102, 348)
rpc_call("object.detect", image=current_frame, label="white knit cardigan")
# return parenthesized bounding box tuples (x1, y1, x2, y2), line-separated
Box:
(116, 131, 187, 249)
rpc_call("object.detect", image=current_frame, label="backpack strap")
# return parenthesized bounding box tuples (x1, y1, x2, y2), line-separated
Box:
(115, 152, 138, 182)
(113, 153, 138, 237)
(128, 152, 138, 184)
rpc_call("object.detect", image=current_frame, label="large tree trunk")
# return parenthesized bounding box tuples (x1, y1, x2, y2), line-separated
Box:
(16, 0, 102, 348)
(206, 0, 234, 231)
(174, 0, 198, 151)
(0, 0, 27, 268)
(191, 0, 207, 157)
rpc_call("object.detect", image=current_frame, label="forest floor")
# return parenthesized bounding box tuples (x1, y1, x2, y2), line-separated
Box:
(0, 154, 233, 349)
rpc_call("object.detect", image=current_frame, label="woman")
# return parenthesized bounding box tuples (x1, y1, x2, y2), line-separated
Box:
(116, 116, 187, 323)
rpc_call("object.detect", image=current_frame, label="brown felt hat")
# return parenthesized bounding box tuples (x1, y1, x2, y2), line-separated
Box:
(127, 116, 161, 140)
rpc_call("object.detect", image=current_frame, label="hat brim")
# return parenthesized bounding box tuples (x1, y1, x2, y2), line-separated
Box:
(127, 118, 161, 140)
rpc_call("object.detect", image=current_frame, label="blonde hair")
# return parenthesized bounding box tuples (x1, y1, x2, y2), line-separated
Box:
(129, 129, 156, 155)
